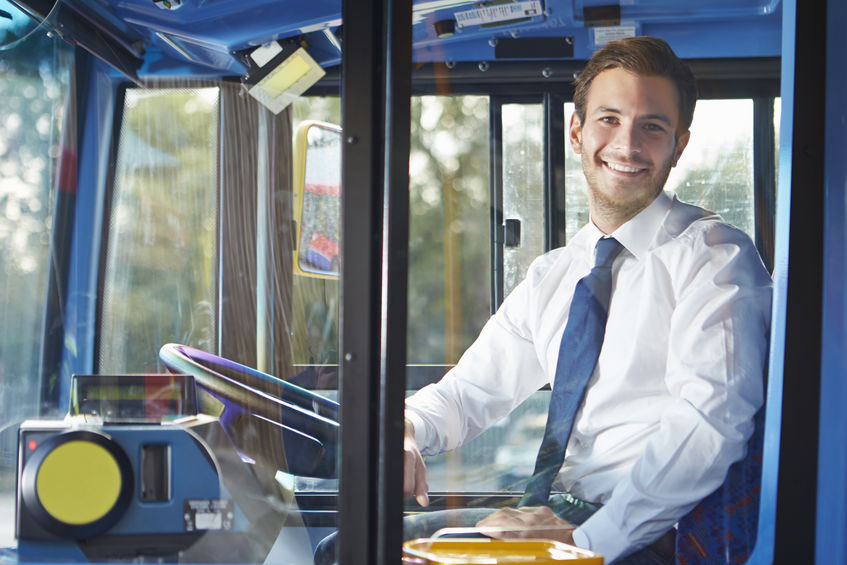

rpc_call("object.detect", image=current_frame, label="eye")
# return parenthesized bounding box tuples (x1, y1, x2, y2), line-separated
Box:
(644, 122, 667, 133)
(599, 115, 619, 125)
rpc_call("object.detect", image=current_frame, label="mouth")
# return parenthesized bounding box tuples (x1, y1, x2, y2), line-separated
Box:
(602, 160, 647, 175)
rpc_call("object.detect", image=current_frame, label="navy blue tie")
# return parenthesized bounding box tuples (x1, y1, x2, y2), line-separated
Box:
(520, 237, 624, 507)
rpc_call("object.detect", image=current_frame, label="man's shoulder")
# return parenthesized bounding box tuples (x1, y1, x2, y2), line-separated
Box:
(655, 197, 770, 286)
(662, 196, 754, 249)
(520, 238, 590, 287)
(663, 197, 720, 236)
(527, 245, 571, 274)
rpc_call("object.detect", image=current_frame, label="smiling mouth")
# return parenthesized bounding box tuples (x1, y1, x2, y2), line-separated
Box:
(604, 160, 646, 174)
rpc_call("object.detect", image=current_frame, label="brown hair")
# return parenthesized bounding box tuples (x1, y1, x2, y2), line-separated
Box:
(573, 36, 697, 135)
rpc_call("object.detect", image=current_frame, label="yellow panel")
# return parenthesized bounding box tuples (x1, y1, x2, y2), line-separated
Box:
(260, 55, 311, 98)
(36, 440, 123, 525)
(403, 538, 604, 564)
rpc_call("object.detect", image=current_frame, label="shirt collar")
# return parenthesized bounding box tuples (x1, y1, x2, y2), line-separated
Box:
(586, 191, 673, 261)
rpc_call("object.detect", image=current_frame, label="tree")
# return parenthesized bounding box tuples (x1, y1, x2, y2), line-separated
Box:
(0, 29, 71, 480)
(98, 88, 219, 373)
(407, 95, 490, 364)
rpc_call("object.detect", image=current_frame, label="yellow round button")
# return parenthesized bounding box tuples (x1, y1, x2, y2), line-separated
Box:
(36, 440, 124, 525)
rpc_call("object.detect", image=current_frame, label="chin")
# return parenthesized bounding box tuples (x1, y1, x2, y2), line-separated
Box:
(590, 188, 657, 218)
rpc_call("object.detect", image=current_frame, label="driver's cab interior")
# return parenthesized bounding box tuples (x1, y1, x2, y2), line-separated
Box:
(0, 0, 836, 564)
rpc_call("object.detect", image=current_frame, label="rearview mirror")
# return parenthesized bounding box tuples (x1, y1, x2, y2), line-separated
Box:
(293, 121, 342, 278)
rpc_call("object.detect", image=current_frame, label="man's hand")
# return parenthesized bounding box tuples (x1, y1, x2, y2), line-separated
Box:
(403, 419, 429, 506)
(475, 506, 575, 545)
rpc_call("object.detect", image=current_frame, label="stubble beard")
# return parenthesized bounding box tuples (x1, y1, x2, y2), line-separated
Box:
(583, 152, 676, 229)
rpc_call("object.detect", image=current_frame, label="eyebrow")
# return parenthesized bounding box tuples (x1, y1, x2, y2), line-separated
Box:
(593, 106, 675, 127)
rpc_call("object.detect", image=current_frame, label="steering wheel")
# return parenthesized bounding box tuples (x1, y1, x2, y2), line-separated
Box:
(159, 344, 338, 478)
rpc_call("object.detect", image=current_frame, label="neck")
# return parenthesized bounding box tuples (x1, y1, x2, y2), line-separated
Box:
(588, 191, 662, 234)
(588, 201, 639, 235)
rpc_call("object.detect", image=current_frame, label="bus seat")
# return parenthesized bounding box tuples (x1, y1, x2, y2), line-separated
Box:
(675, 406, 764, 564)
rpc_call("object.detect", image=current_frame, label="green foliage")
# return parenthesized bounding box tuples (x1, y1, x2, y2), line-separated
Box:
(0, 32, 70, 412)
(98, 88, 219, 373)
(289, 95, 493, 365)
(407, 96, 491, 363)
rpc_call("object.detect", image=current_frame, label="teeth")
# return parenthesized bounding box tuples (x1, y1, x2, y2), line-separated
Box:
(606, 162, 642, 173)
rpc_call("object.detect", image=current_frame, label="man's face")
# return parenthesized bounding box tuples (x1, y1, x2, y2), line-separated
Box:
(569, 68, 690, 225)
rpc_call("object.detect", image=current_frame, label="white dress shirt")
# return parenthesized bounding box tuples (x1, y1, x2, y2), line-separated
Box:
(404, 191, 772, 562)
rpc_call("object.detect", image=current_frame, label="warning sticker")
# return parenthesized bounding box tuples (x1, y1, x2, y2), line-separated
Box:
(455, 1, 543, 28)
(593, 26, 637, 46)
(184, 499, 235, 531)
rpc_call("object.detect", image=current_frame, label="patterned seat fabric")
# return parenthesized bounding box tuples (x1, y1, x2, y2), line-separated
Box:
(675, 407, 765, 564)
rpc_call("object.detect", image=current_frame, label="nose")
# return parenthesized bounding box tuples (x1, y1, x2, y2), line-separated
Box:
(610, 122, 642, 156)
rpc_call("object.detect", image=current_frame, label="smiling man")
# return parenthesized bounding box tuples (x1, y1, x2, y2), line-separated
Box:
(574, 67, 689, 233)
(401, 37, 772, 564)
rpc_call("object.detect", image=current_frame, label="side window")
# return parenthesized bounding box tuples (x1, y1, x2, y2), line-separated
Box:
(0, 33, 72, 542)
(668, 99, 755, 236)
(416, 100, 549, 493)
(290, 98, 341, 373)
(502, 102, 545, 296)
(290, 95, 491, 373)
(408, 96, 491, 366)
(98, 87, 219, 372)
(286, 95, 491, 494)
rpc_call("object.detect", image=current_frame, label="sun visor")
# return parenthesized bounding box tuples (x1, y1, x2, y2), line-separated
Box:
(240, 40, 326, 114)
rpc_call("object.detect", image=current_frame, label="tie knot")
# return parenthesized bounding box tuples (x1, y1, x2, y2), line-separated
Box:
(594, 237, 624, 269)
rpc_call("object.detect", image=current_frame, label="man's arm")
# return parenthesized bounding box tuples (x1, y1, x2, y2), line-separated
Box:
(402, 315, 545, 508)
(404, 269, 552, 457)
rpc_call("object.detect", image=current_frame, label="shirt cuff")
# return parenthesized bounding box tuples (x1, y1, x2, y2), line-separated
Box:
(404, 410, 429, 451)
(571, 527, 590, 551)
(573, 508, 630, 563)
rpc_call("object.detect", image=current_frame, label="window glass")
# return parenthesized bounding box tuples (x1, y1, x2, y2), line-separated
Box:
(0, 32, 72, 546)
(98, 88, 219, 373)
(502, 103, 545, 296)
(287, 94, 492, 495)
(668, 99, 755, 235)
(291, 95, 491, 369)
(290, 95, 506, 493)
(93, 89, 333, 562)
(774, 97, 781, 186)
(420, 102, 546, 494)
(290, 97, 341, 372)
(423, 391, 549, 493)
(564, 99, 756, 242)
(408, 96, 490, 365)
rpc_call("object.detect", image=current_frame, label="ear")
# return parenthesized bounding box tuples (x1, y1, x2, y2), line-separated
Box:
(672, 130, 690, 167)
(568, 112, 583, 155)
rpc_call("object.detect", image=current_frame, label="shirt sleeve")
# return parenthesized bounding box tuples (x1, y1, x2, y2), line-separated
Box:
(574, 223, 772, 562)
(405, 260, 552, 456)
